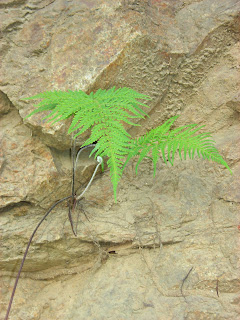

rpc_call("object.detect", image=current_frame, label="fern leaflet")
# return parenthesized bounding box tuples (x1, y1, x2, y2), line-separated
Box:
(123, 116, 232, 175)
(24, 87, 151, 200)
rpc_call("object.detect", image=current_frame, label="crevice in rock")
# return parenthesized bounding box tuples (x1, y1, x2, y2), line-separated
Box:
(161, 240, 183, 246)
(24, 0, 56, 12)
(218, 197, 239, 204)
(0, 201, 32, 215)
(2, 21, 24, 34)
(0, 0, 27, 9)
(0, 90, 14, 115)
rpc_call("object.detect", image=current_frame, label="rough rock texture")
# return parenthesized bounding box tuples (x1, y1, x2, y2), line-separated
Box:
(0, 0, 239, 319)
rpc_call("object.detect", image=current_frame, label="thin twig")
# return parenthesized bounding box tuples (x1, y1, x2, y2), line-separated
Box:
(180, 267, 193, 302)
(216, 279, 219, 297)
(68, 200, 77, 237)
(75, 144, 96, 172)
(67, 143, 99, 236)
(68, 140, 77, 237)
(76, 156, 102, 201)
(77, 200, 90, 223)
(4, 195, 71, 320)
(71, 136, 76, 198)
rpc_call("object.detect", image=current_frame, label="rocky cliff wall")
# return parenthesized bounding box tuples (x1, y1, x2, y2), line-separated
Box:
(0, 0, 240, 319)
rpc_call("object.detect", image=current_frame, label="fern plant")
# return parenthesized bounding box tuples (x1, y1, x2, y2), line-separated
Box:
(24, 87, 231, 200)
(5, 87, 232, 320)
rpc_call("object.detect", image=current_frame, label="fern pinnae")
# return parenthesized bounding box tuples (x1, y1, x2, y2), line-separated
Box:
(160, 142, 168, 165)
(24, 104, 55, 119)
(152, 144, 159, 176)
(135, 145, 152, 174)
(125, 117, 232, 176)
(24, 87, 232, 200)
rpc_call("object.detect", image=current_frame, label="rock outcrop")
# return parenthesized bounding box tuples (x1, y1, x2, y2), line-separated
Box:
(0, 0, 239, 319)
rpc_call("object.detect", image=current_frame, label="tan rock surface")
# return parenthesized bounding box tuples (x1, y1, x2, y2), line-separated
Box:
(0, 0, 239, 319)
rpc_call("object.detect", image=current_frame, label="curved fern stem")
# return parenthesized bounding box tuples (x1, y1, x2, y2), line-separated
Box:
(4, 196, 71, 320)
(76, 156, 102, 201)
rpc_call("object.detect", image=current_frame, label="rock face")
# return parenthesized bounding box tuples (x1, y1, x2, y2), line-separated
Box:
(0, 0, 239, 319)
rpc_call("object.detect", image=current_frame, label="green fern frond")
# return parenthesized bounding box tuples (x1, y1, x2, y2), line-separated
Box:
(123, 116, 179, 172)
(123, 116, 232, 175)
(24, 90, 90, 120)
(24, 88, 231, 200)
(24, 87, 151, 200)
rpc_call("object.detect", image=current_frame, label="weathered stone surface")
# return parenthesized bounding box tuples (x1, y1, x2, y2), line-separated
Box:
(1, 153, 239, 319)
(0, 99, 98, 210)
(0, 0, 239, 319)
(0, 90, 12, 115)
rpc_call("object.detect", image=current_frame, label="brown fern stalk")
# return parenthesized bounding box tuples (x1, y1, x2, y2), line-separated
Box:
(4, 195, 72, 320)
(4, 143, 98, 319)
